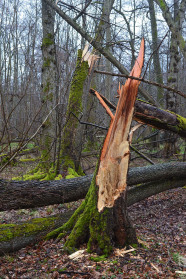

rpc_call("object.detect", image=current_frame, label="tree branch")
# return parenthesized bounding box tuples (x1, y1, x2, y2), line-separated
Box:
(89, 88, 186, 138)
(43, 0, 157, 105)
(94, 70, 186, 98)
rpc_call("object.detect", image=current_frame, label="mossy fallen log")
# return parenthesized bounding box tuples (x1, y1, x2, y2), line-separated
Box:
(0, 177, 185, 255)
(0, 211, 74, 255)
(0, 162, 186, 211)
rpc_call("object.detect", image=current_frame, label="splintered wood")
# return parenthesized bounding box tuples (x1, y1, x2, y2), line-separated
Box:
(94, 39, 145, 212)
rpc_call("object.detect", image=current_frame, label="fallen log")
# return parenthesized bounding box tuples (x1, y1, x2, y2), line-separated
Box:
(0, 177, 185, 255)
(90, 89, 186, 138)
(0, 162, 185, 211)
(0, 210, 74, 255)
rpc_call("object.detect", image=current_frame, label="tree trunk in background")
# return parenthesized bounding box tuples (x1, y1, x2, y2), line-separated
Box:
(58, 0, 115, 174)
(164, 0, 182, 157)
(40, 0, 58, 173)
(58, 50, 89, 174)
(154, 0, 186, 59)
(148, 0, 164, 104)
(104, 0, 114, 125)
(85, 0, 115, 145)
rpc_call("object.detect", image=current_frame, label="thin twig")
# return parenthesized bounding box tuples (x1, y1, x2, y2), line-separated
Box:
(70, 112, 108, 130)
(130, 144, 155, 165)
(0, 104, 59, 173)
(142, 30, 169, 79)
(94, 70, 186, 98)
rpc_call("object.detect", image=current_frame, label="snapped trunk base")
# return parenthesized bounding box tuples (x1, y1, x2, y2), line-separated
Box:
(46, 170, 137, 256)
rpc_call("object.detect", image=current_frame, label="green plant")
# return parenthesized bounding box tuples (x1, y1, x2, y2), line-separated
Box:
(172, 252, 185, 266)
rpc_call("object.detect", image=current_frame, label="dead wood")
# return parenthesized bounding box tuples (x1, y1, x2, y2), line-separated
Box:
(0, 162, 185, 211)
(89, 89, 186, 138)
(0, 211, 74, 255)
(0, 177, 185, 255)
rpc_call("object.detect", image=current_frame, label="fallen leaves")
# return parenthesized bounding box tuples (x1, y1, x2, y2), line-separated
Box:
(0, 188, 185, 278)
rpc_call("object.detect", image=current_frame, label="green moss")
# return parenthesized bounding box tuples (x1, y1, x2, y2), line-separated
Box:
(45, 199, 86, 240)
(43, 58, 51, 68)
(59, 49, 89, 173)
(12, 166, 56, 181)
(55, 174, 63, 180)
(67, 49, 89, 114)
(180, 37, 185, 50)
(20, 158, 38, 162)
(167, 76, 176, 83)
(157, 0, 166, 11)
(90, 255, 107, 262)
(0, 216, 57, 242)
(41, 33, 54, 47)
(46, 162, 112, 256)
(43, 81, 51, 94)
(66, 167, 80, 179)
(177, 114, 186, 131)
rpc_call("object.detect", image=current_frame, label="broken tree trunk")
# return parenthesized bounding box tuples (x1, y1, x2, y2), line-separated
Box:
(89, 90, 186, 139)
(0, 178, 185, 255)
(0, 162, 185, 211)
(45, 39, 145, 255)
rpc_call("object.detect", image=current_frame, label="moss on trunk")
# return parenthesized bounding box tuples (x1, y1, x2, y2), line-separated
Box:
(58, 50, 89, 174)
(46, 164, 113, 256)
(46, 162, 137, 256)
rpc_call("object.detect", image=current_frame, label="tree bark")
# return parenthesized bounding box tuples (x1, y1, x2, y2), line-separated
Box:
(134, 100, 186, 138)
(58, 50, 89, 173)
(154, 0, 186, 59)
(0, 177, 185, 255)
(0, 210, 74, 255)
(0, 162, 185, 211)
(40, 0, 58, 171)
(43, 0, 156, 105)
(90, 89, 186, 138)
(147, 0, 164, 103)
(44, 41, 163, 254)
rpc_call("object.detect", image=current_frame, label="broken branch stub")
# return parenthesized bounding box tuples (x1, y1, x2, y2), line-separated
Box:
(96, 39, 145, 212)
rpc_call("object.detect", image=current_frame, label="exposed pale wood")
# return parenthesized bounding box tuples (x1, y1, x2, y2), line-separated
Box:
(89, 89, 186, 138)
(96, 39, 145, 212)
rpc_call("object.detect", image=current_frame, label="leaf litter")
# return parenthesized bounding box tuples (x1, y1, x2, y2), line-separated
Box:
(0, 187, 185, 278)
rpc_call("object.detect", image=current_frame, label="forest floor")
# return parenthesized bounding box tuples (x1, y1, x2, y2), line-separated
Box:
(0, 159, 185, 278)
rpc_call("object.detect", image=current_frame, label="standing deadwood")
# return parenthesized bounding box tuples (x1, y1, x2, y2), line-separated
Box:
(46, 39, 145, 255)
(58, 49, 89, 174)
(154, 0, 186, 59)
(43, 0, 156, 105)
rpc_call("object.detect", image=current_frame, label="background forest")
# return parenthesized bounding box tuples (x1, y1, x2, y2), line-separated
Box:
(0, 0, 185, 177)
(0, 0, 186, 278)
